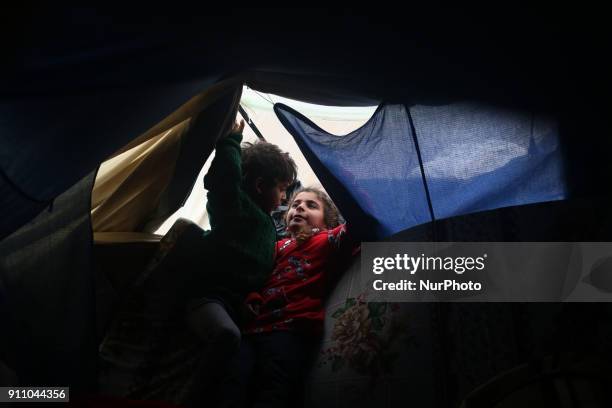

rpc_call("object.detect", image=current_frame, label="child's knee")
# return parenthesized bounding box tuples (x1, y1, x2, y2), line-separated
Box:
(185, 302, 241, 352)
(209, 323, 241, 353)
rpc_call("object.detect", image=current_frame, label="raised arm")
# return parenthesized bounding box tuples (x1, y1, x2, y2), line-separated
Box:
(204, 120, 245, 194)
(204, 121, 245, 221)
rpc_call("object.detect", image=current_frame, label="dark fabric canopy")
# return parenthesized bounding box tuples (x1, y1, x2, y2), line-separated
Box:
(3, 8, 610, 237)
(4, 7, 610, 238)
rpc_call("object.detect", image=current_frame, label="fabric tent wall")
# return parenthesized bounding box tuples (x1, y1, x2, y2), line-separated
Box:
(246, 71, 381, 107)
(275, 102, 566, 239)
(149, 85, 242, 231)
(91, 81, 242, 234)
(0, 78, 223, 241)
(387, 199, 612, 407)
(0, 172, 97, 391)
(7, 8, 609, 240)
(92, 121, 186, 232)
(0, 76, 242, 393)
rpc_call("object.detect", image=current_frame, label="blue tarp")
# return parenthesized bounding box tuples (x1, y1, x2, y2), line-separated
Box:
(275, 102, 566, 238)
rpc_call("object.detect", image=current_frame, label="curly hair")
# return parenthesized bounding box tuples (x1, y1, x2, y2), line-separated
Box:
(241, 141, 297, 192)
(285, 187, 341, 229)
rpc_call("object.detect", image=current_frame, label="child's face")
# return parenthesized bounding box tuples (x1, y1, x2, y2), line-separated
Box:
(286, 191, 326, 234)
(259, 180, 290, 214)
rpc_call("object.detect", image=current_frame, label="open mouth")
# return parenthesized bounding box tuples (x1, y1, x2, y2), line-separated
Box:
(291, 215, 306, 223)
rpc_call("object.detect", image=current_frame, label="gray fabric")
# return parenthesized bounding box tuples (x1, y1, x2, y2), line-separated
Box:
(185, 302, 241, 408)
(0, 172, 97, 391)
(186, 301, 240, 346)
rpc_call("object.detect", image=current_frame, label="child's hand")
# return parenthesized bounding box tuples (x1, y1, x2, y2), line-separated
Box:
(230, 119, 245, 135)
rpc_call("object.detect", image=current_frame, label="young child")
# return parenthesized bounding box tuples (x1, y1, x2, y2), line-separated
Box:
(224, 187, 356, 407)
(99, 120, 297, 406)
(182, 119, 300, 403)
(185, 119, 296, 337)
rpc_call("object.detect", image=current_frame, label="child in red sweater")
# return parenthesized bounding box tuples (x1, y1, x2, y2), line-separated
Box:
(220, 187, 356, 408)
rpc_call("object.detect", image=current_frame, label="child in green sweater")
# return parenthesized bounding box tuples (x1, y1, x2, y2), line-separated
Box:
(99, 120, 297, 406)
(187, 119, 295, 320)
(184, 119, 297, 406)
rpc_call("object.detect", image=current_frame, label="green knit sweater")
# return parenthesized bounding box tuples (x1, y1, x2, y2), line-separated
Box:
(196, 132, 276, 315)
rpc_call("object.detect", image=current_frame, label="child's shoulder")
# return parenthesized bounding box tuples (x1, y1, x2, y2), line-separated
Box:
(275, 224, 347, 253)
(276, 237, 294, 253)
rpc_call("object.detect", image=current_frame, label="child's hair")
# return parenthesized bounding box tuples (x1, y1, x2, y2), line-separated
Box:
(286, 187, 341, 229)
(241, 141, 297, 190)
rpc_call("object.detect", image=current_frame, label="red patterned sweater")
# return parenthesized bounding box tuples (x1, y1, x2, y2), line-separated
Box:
(243, 224, 355, 335)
